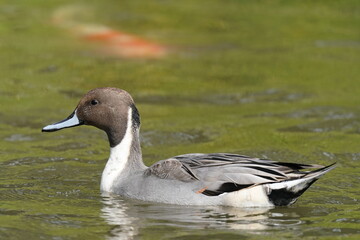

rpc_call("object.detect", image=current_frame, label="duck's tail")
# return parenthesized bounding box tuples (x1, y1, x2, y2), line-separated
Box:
(267, 163, 336, 206)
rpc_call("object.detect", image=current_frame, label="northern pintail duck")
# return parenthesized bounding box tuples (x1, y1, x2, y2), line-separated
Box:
(42, 87, 335, 207)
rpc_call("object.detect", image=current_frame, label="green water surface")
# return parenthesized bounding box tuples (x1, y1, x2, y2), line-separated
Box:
(0, 0, 359, 239)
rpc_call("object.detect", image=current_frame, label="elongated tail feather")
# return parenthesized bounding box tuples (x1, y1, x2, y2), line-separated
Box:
(267, 163, 336, 206)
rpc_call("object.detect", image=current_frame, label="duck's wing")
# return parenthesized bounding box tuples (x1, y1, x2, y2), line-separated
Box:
(144, 158, 199, 182)
(173, 153, 322, 169)
(145, 153, 328, 196)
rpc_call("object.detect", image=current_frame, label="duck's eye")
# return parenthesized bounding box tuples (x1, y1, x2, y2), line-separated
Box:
(91, 99, 99, 105)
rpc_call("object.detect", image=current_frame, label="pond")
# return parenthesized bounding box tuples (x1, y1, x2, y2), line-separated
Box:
(0, 0, 359, 239)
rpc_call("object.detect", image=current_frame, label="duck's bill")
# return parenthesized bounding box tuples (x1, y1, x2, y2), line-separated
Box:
(42, 110, 84, 132)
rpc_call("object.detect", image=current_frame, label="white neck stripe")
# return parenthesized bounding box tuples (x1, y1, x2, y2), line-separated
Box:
(100, 107, 133, 192)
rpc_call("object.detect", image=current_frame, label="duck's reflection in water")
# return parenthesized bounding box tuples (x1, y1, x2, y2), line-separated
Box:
(101, 195, 272, 239)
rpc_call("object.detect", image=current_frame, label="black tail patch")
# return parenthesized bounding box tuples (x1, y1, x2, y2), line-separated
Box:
(268, 179, 318, 206)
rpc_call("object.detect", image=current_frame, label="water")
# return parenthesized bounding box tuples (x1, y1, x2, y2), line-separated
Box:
(1, 0, 359, 239)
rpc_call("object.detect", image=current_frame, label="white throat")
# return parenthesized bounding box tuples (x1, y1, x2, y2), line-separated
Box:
(100, 107, 133, 193)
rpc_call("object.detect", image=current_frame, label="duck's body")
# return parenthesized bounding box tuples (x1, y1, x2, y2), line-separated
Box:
(42, 87, 335, 207)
